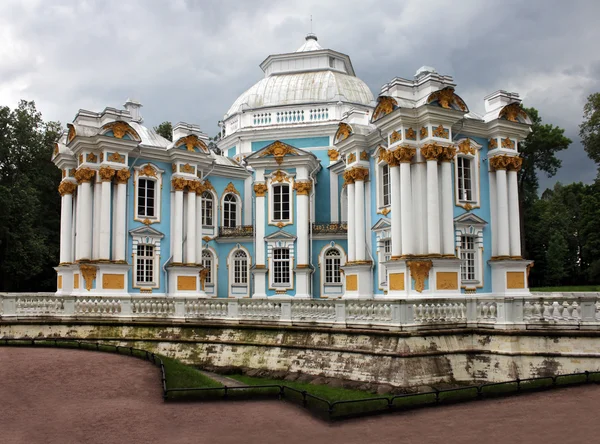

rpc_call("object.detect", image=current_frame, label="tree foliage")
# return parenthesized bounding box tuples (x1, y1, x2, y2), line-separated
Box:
(0, 101, 62, 291)
(154, 121, 173, 141)
(580, 93, 600, 169)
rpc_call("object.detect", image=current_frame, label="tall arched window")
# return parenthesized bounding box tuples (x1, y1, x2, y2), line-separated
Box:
(223, 194, 237, 228)
(324, 248, 342, 284)
(233, 249, 248, 284)
(202, 250, 213, 284)
(138, 178, 156, 217)
(201, 191, 214, 227)
(272, 184, 290, 222)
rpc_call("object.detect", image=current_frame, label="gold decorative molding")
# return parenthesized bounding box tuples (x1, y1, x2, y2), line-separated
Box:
(501, 137, 515, 149)
(53, 144, 60, 156)
(293, 181, 312, 195)
(80, 264, 97, 291)
(171, 164, 177, 173)
(347, 153, 356, 164)
(372, 96, 397, 121)
(390, 130, 402, 144)
(427, 87, 468, 111)
(379, 207, 391, 216)
(259, 140, 297, 165)
(99, 153, 104, 162)
(115, 169, 131, 184)
(499, 103, 528, 123)
(103, 121, 139, 140)
(327, 149, 340, 161)
(98, 166, 116, 182)
(58, 181, 77, 196)
(86, 152, 98, 163)
(172, 177, 187, 191)
(420, 143, 443, 161)
(458, 139, 475, 155)
(489, 138, 498, 149)
(407, 260, 432, 293)
(102, 274, 124, 290)
(352, 167, 369, 182)
(432, 124, 449, 139)
(389, 272, 404, 291)
(57, 275, 62, 290)
(360, 151, 369, 161)
(67, 125, 76, 143)
(346, 275, 358, 291)
(271, 170, 290, 183)
(74, 168, 96, 184)
(420, 127, 429, 139)
(199, 268, 209, 290)
(507, 156, 523, 171)
(180, 163, 195, 174)
(394, 146, 416, 163)
(436, 272, 458, 290)
(224, 182, 240, 195)
(176, 134, 207, 152)
(73, 273, 80, 289)
(335, 122, 352, 143)
(507, 271, 525, 289)
(108, 152, 125, 163)
(202, 179, 215, 193)
(139, 164, 157, 178)
(405, 127, 416, 141)
(490, 155, 521, 171)
(276, 222, 284, 229)
(254, 183, 268, 197)
(439, 145, 457, 162)
(177, 276, 197, 291)
(343, 170, 355, 185)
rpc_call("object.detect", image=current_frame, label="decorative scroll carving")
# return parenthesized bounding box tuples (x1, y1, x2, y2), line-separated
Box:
(343, 170, 355, 185)
(499, 103, 528, 123)
(293, 181, 312, 195)
(199, 268, 209, 290)
(405, 127, 416, 141)
(139, 164, 157, 178)
(270, 170, 290, 183)
(80, 264, 97, 292)
(58, 181, 77, 196)
(420, 127, 429, 139)
(394, 146, 416, 163)
(86, 153, 98, 163)
(407, 260, 432, 293)
(390, 130, 402, 144)
(98, 167, 116, 182)
(180, 163, 195, 174)
(347, 153, 356, 164)
(432, 124, 449, 139)
(372, 96, 398, 121)
(380, 207, 391, 216)
(115, 169, 130, 184)
(385, 150, 400, 167)
(172, 177, 188, 191)
(328, 149, 340, 161)
(108, 152, 125, 163)
(176, 134, 208, 152)
(458, 139, 475, 155)
(507, 156, 523, 171)
(352, 167, 369, 181)
(489, 138, 498, 149)
(335, 123, 352, 143)
(420, 143, 443, 161)
(224, 182, 240, 195)
(439, 145, 457, 162)
(360, 151, 369, 161)
(259, 141, 297, 165)
(254, 183, 268, 197)
(67, 125, 76, 142)
(312, 222, 348, 235)
(501, 137, 515, 149)
(489, 155, 518, 171)
(103, 121, 139, 140)
(74, 168, 96, 184)
(202, 179, 215, 193)
(377, 148, 388, 163)
(427, 87, 468, 111)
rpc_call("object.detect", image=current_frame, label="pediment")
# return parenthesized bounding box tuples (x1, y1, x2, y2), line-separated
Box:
(371, 218, 391, 231)
(129, 225, 164, 238)
(264, 230, 297, 241)
(454, 212, 487, 226)
(247, 141, 314, 165)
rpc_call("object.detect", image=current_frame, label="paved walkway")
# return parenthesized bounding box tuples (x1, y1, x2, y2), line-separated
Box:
(1, 347, 600, 444)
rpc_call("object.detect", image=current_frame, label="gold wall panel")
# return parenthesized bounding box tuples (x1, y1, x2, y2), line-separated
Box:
(57, 275, 62, 290)
(346, 275, 358, 291)
(102, 274, 125, 290)
(73, 273, 80, 289)
(389, 273, 405, 291)
(177, 276, 197, 291)
(436, 272, 458, 290)
(507, 271, 525, 289)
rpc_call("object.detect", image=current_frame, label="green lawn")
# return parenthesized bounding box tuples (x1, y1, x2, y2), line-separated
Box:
(531, 285, 600, 292)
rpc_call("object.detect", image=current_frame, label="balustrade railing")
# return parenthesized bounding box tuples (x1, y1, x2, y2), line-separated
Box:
(218, 225, 254, 237)
(312, 222, 348, 235)
(1, 292, 600, 331)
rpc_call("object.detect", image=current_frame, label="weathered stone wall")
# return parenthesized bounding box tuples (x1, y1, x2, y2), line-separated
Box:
(2, 320, 600, 387)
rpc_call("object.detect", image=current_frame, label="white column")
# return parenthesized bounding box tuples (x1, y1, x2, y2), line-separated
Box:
(186, 189, 196, 264)
(296, 182, 311, 265)
(390, 163, 401, 258)
(508, 168, 521, 258)
(330, 171, 339, 223)
(489, 170, 498, 257)
(173, 187, 184, 264)
(347, 180, 355, 262)
(92, 180, 101, 260)
(415, 161, 427, 255)
(400, 160, 413, 255)
(99, 173, 113, 260)
(76, 181, 93, 261)
(426, 158, 440, 255)
(196, 190, 203, 263)
(441, 159, 454, 256)
(354, 170, 367, 262)
(495, 167, 510, 257)
(254, 186, 266, 266)
(59, 183, 75, 264)
(114, 169, 129, 262)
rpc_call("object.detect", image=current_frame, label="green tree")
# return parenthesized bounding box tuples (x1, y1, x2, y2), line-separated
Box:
(580, 93, 600, 168)
(0, 101, 62, 291)
(545, 232, 569, 286)
(154, 121, 173, 141)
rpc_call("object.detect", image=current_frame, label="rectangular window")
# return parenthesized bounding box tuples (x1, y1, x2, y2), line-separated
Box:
(138, 179, 156, 217)
(233, 251, 248, 284)
(136, 245, 155, 284)
(382, 164, 391, 207)
(273, 184, 290, 221)
(272, 248, 290, 285)
(460, 235, 476, 281)
(383, 239, 392, 262)
(202, 254, 212, 284)
(201, 192, 213, 227)
(325, 250, 342, 284)
(457, 157, 473, 201)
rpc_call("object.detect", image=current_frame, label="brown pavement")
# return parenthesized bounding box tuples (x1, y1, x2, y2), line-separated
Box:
(1, 347, 600, 444)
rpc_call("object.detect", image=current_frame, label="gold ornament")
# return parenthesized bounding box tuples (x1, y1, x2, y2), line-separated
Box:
(347, 153, 356, 164)
(78, 154, 83, 164)
(67, 125, 76, 143)
(439, 145, 457, 162)
(499, 103, 528, 123)
(352, 167, 369, 181)
(86, 152, 98, 163)
(142, 219, 152, 225)
(420, 127, 429, 139)
(394, 146, 416, 163)
(171, 177, 187, 191)
(343, 170, 355, 185)
(489, 155, 514, 170)
(458, 139, 475, 155)
(270, 170, 290, 183)
(405, 127, 416, 141)
(420, 143, 443, 161)
(139, 164, 157, 178)
(390, 130, 402, 144)
(176, 134, 208, 152)
(489, 138, 498, 149)
(328, 149, 340, 161)
(508, 156, 523, 171)
(427, 87, 468, 111)
(199, 268, 210, 290)
(80, 264, 97, 291)
(202, 179, 215, 193)
(74, 168, 96, 183)
(104, 121, 138, 140)
(53, 143, 59, 156)
(380, 207, 390, 216)
(407, 260, 432, 293)
(377, 148, 388, 163)
(224, 182, 240, 195)
(293, 181, 312, 195)
(115, 169, 131, 184)
(171, 164, 177, 173)
(360, 151, 369, 161)
(432, 124, 449, 139)
(501, 137, 515, 149)
(108, 152, 125, 163)
(180, 163, 195, 174)
(98, 166, 115, 182)
(372, 96, 397, 121)
(259, 140, 297, 165)
(58, 181, 77, 196)
(62, 170, 66, 178)
(254, 183, 268, 197)
(335, 123, 352, 143)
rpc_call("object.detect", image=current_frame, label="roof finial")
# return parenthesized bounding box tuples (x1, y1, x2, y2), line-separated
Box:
(310, 14, 313, 33)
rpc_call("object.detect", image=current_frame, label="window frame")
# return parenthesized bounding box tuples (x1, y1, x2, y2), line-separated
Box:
(201, 191, 215, 228)
(222, 193, 240, 228)
(376, 152, 391, 211)
(271, 247, 291, 287)
(457, 157, 474, 202)
(272, 183, 291, 222)
(460, 235, 477, 282)
(135, 244, 156, 286)
(228, 246, 250, 298)
(268, 172, 294, 227)
(133, 163, 163, 224)
(454, 138, 481, 210)
(319, 243, 346, 298)
(454, 217, 485, 288)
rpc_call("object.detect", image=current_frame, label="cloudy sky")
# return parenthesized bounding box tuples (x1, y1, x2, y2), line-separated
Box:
(1, 0, 599, 189)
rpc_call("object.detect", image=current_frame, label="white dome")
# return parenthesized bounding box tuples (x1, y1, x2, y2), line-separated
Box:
(226, 70, 374, 117)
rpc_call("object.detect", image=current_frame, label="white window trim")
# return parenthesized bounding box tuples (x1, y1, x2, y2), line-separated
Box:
(455, 224, 484, 288)
(267, 238, 295, 291)
(202, 246, 218, 297)
(227, 244, 250, 297)
(318, 242, 346, 298)
(201, 190, 217, 228)
(454, 138, 481, 210)
(376, 152, 391, 212)
(271, 247, 292, 288)
(131, 231, 162, 290)
(134, 164, 164, 223)
(221, 192, 242, 228)
(268, 171, 294, 227)
(373, 223, 392, 291)
(271, 183, 292, 223)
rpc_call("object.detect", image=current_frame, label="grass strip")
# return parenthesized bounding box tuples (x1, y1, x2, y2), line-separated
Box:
(530, 285, 600, 292)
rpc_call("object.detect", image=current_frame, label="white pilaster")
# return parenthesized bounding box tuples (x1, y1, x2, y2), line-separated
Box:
(59, 188, 74, 264)
(426, 159, 440, 255)
(495, 168, 510, 257)
(92, 180, 101, 260)
(99, 178, 112, 260)
(441, 160, 454, 256)
(186, 189, 196, 264)
(196, 191, 203, 263)
(173, 189, 184, 263)
(114, 177, 128, 262)
(489, 170, 498, 257)
(400, 161, 413, 255)
(330, 171, 339, 223)
(354, 176, 366, 262)
(508, 169, 521, 258)
(347, 181, 356, 262)
(255, 193, 266, 266)
(296, 189, 310, 265)
(390, 164, 401, 258)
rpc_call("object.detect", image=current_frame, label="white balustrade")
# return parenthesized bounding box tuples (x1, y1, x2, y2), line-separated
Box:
(346, 301, 393, 324)
(74, 297, 121, 316)
(185, 299, 228, 318)
(524, 299, 580, 322)
(16, 296, 64, 316)
(476, 301, 497, 322)
(413, 301, 467, 324)
(291, 301, 336, 322)
(238, 300, 281, 321)
(131, 297, 175, 317)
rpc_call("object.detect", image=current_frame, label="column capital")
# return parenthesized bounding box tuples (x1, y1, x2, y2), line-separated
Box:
(490, 154, 521, 171)
(420, 143, 443, 161)
(74, 167, 96, 184)
(172, 177, 187, 191)
(343, 170, 355, 185)
(58, 181, 77, 196)
(115, 169, 131, 184)
(98, 166, 116, 182)
(352, 167, 369, 182)
(254, 182, 268, 197)
(439, 145, 457, 162)
(186, 180, 201, 193)
(394, 146, 416, 163)
(507, 156, 523, 171)
(293, 181, 312, 195)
